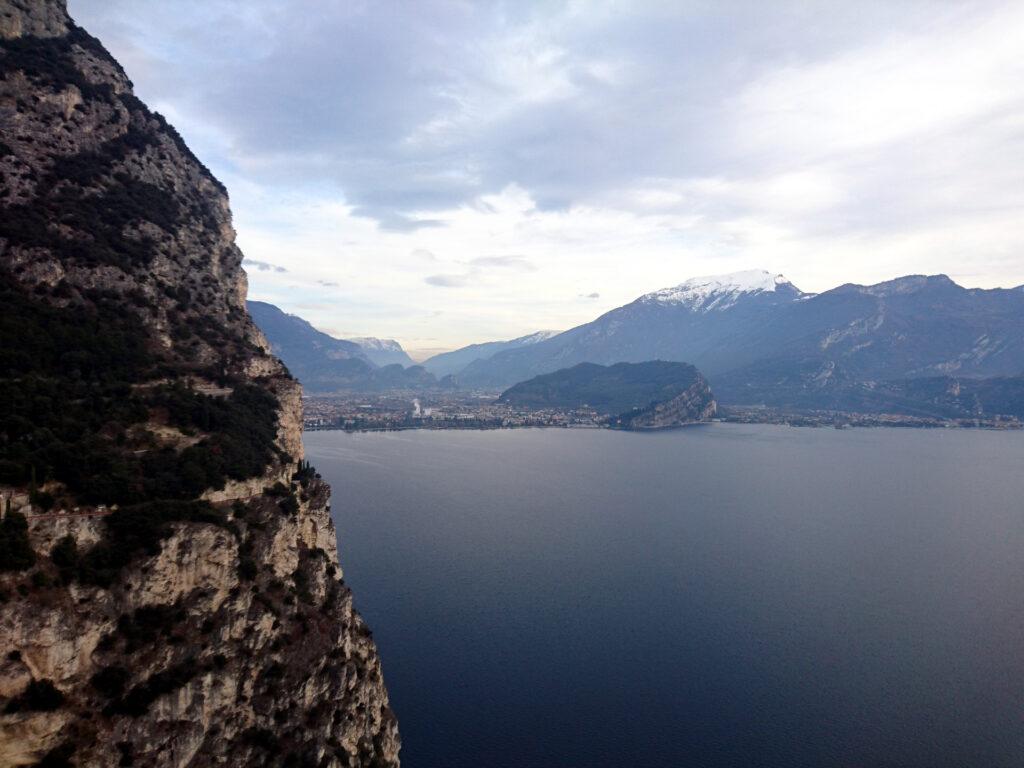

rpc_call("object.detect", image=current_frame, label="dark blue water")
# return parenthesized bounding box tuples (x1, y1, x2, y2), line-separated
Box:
(305, 425, 1024, 768)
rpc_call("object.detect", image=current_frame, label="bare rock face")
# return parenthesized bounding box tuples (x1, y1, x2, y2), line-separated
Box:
(621, 380, 717, 429)
(0, 1, 399, 765)
(0, 0, 68, 40)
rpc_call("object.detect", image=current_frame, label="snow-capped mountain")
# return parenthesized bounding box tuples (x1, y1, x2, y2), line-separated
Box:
(458, 270, 807, 388)
(456, 270, 1024, 405)
(252, 271, 1024, 413)
(421, 330, 562, 378)
(642, 270, 799, 311)
(516, 330, 562, 344)
(247, 301, 434, 391)
(426, 272, 803, 380)
(348, 337, 415, 367)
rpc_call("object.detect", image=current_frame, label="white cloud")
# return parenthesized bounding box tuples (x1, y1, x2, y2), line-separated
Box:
(70, 0, 1024, 349)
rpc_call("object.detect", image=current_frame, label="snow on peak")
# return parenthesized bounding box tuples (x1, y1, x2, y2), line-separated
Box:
(643, 269, 795, 312)
(350, 337, 404, 352)
(517, 330, 561, 345)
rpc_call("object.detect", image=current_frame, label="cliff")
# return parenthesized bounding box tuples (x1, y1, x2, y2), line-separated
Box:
(613, 378, 717, 429)
(0, 1, 399, 765)
(499, 361, 716, 429)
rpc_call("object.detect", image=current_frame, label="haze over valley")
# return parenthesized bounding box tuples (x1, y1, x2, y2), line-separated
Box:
(252, 269, 1024, 427)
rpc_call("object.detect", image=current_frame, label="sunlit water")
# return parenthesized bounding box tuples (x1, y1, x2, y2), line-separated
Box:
(305, 424, 1024, 768)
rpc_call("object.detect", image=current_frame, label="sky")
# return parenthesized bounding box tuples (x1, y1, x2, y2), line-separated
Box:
(71, 1, 1024, 358)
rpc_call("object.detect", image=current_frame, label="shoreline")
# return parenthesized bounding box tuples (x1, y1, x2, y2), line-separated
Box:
(303, 416, 1023, 434)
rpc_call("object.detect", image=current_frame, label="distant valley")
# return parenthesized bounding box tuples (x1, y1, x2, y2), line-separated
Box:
(248, 300, 436, 392)
(251, 269, 1024, 425)
(421, 330, 561, 378)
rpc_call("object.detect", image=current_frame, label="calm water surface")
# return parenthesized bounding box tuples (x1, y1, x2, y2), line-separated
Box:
(304, 424, 1024, 768)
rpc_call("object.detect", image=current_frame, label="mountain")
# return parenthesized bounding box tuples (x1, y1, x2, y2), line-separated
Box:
(460, 270, 807, 388)
(712, 275, 1024, 409)
(0, 4, 398, 765)
(349, 336, 415, 367)
(462, 270, 1024, 414)
(421, 330, 560, 378)
(499, 361, 716, 428)
(248, 300, 371, 367)
(248, 300, 434, 392)
(740, 374, 1024, 420)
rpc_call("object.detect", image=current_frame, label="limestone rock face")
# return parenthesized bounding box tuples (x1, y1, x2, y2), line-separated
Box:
(621, 379, 717, 429)
(0, 1, 399, 765)
(0, 0, 68, 40)
(1, 482, 399, 767)
(500, 360, 717, 429)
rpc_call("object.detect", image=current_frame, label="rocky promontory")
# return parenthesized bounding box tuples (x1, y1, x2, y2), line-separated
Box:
(499, 361, 716, 429)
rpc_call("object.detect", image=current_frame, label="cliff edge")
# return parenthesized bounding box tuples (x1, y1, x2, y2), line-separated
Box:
(0, 1, 399, 765)
(499, 361, 716, 429)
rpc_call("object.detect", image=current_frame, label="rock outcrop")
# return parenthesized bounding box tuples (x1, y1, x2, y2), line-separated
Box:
(499, 361, 716, 429)
(0, 1, 399, 765)
(616, 377, 717, 429)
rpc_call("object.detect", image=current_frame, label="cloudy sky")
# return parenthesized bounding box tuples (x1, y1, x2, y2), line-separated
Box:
(72, 1, 1024, 358)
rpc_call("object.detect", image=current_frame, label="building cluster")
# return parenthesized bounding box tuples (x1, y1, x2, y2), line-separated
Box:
(720, 406, 1023, 430)
(302, 393, 605, 432)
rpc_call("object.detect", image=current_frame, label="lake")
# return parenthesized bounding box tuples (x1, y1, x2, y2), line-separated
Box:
(304, 424, 1024, 768)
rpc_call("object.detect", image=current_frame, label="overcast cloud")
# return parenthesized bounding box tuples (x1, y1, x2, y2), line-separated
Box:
(71, 0, 1024, 353)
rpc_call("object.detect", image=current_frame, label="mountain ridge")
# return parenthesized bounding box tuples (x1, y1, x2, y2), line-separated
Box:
(639, 269, 805, 311)
(458, 270, 1024, 414)
(499, 361, 716, 429)
(348, 337, 415, 367)
(248, 299, 434, 392)
(421, 329, 561, 378)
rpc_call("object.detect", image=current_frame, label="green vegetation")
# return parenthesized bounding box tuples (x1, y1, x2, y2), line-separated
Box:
(106, 660, 197, 716)
(293, 566, 313, 605)
(499, 361, 706, 415)
(238, 544, 258, 581)
(1, 275, 278, 500)
(263, 481, 301, 516)
(0, 274, 280, 583)
(0, 28, 225, 271)
(49, 536, 78, 583)
(4, 678, 64, 713)
(117, 92, 226, 195)
(293, 460, 316, 487)
(78, 501, 224, 587)
(129, 385, 279, 503)
(34, 740, 76, 768)
(0, 275, 151, 491)
(0, 11, 281, 588)
(0, 511, 35, 572)
(110, 603, 188, 652)
(90, 665, 131, 699)
(0, 25, 115, 100)
(0, 131, 179, 270)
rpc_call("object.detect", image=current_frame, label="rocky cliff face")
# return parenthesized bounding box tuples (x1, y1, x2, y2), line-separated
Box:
(0, 1, 399, 765)
(500, 360, 716, 429)
(618, 377, 716, 429)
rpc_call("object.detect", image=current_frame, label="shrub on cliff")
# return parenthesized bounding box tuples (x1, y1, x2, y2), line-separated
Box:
(50, 535, 79, 583)
(78, 500, 224, 586)
(105, 660, 197, 717)
(1, 275, 280, 506)
(0, 511, 35, 572)
(4, 678, 64, 713)
(90, 666, 131, 699)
